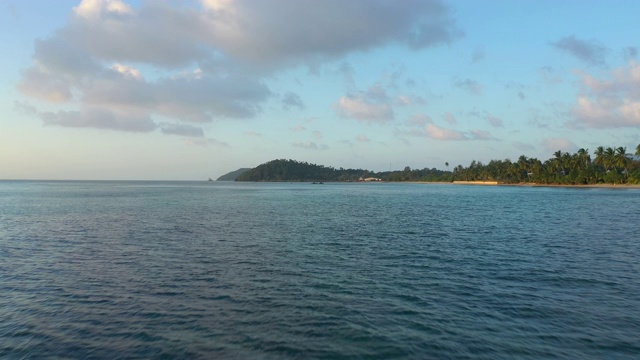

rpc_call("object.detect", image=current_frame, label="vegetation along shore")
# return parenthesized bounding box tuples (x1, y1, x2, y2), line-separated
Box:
(226, 144, 640, 186)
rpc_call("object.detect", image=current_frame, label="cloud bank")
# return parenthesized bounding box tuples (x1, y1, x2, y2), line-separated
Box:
(17, 0, 460, 135)
(571, 61, 640, 128)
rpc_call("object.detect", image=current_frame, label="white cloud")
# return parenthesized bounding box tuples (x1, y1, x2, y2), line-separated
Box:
(335, 96, 394, 123)
(292, 141, 328, 150)
(18, 0, 459, 136)
(397, 95, 412, 106)
(570, 61, 640, 128)
(542, 138, 577, 154)
(110, 63, 143, 80)
(425, 124, 466, 140)
(400, 124, 495, 141)
(74, 0, 133, 19)
(199, 0, 460, 67)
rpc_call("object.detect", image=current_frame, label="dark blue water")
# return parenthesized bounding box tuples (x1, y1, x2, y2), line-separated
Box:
(1, 181, 639, 359)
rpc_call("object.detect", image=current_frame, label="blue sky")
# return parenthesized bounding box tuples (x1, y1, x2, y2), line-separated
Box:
(1, 0, 639, 180)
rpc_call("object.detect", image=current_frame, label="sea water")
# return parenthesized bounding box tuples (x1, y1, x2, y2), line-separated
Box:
(1, 181, 639, 359)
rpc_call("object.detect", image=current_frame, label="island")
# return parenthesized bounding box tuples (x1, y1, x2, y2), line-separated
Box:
(216, 168, 251, 181)
(231, 144, 640, 185)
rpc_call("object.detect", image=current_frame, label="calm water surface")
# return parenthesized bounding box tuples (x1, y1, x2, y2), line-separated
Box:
(1, 181, 639, 359)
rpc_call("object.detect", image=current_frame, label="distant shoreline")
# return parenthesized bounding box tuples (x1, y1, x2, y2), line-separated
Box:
(408, 180, 640, 189)
(499, 182, 640, 189)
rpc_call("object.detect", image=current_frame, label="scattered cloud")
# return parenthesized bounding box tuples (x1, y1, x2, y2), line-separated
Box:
(513, 141, 535, 152)
(312, 130, 323, 141)
(408, 113, 433, 126)
(395, 94, 426, 106)
(366, 83, 389, 102)
(471, 46, 485, 63)
(552, 35, 607, 66)
(282, 92, 305, 110)
(542, 137, 577, 153)
(623, 46, 638, 61)
(356, 134, 371, 142)
(540, 66, 563, 85)
(19, 105, 158, 133)
(334, 95, 394, 123)
(425, 124, 466, 140)
(338, 139, 354, 148)
(184, 137, 231, 148)
(245, 131, 262, 137)
(443, 112, 457, 124)
(527, 108, 551, 129)
(570, 61, 640, 128)
(338, 62, 356, 88)
(400, 124, 495, 141)
(292, 141, 328, 150)
(454, 78, 483, 95)
(469, 129, 495, 140)
(161, 124, 205, 137)
(291, 125, 306, 132)
(396, 95, 412, 106)
(486, 115, 504, 127)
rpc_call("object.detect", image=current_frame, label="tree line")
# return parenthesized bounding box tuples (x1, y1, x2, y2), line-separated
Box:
(235, 159, 448, 182)
(235, 144, 640, 185)
(450, 145, 640, 185)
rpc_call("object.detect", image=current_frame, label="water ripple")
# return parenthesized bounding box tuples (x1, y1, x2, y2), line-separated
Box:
(1, 181, 639, 359)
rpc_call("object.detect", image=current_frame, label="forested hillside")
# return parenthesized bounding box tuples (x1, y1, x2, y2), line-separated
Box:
(216, 168, 251, 181)
(235, 144, 640, 185)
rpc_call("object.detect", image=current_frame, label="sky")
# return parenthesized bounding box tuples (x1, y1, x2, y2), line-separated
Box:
(1, 0, 639, 180)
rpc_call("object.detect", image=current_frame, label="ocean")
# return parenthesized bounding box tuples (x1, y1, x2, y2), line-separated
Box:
(1, 181, 639, 359)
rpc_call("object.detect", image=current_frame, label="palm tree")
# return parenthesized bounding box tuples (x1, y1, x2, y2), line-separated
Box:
(551, 150, 565, 174)
(603, 147, 615, 172)
(636, 143, 640, 156)
(594, 146, 605, 169)
(576, 148, 591, 170)
(614, 147, 631, 173)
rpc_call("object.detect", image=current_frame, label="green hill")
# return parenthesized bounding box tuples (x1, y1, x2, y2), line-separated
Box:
(216, 168, 251, 181)
(235, 159, 369, 182)
(235, 159, 449, 182)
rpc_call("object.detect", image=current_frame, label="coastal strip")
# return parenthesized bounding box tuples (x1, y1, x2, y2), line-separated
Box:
(453, 181, 499, 185)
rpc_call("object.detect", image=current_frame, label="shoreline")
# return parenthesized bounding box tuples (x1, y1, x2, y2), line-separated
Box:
(409, 181, 640, 189)
(499, 182, 640, 189)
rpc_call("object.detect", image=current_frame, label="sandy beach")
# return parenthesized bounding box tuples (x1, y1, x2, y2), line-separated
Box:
(499, 182, 640, 189)
(408, 181, 640, 189)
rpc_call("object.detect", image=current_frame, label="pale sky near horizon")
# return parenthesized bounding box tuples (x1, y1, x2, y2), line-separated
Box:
(1, 0, 639, 180)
